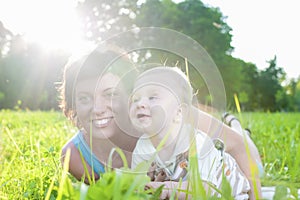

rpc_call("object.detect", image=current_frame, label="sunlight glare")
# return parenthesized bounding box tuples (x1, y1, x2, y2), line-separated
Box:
(11, 0, 85, 53)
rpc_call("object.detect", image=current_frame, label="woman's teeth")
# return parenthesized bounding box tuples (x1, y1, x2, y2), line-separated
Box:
(93, 118, 111, 127)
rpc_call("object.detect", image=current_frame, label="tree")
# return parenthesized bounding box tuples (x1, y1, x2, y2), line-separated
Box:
(135, 0, 241, 106)
(76, 0, 139, 42)
(0, 35, 68, 110)
(0, 0, 295, 111)
(256, 56, 285, 111)
(239, 62, 260, 110)
(285, 77, 300, 111)
(0, 21, 13, 57)
(295, 79, 300, 111)
(136, 0, 233, 60)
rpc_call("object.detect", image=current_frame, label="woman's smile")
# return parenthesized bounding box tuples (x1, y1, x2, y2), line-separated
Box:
(92, 117, 113, 128)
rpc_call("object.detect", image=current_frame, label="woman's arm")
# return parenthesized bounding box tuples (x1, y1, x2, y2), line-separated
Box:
(61, 141, 99, 184)
(191, 106, 262, 200)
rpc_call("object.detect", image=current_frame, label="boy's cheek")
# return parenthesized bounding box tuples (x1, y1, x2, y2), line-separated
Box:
(151, 106, 166, 121)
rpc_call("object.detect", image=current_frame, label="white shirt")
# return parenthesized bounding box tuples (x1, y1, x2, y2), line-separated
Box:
(131, 124, 250, 199)
(131, 125, 219, 186)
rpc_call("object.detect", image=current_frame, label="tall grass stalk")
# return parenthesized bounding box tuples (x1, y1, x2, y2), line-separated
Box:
(57, 148, 71, 200)
(233, 93, 260, 199)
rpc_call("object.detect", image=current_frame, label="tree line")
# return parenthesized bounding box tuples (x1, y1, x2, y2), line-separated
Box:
(0, 0, 299, 111)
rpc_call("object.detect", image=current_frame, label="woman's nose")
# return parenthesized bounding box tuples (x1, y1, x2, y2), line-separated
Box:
(93, 96, 108, 114)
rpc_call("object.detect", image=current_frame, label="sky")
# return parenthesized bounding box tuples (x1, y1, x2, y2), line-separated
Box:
(201, 0, 300, 79)
(0, 0, 299, 79)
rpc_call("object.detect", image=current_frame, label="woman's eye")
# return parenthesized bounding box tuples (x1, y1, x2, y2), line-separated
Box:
(77, 95, 91, 104)
(109, 93, 117, 99)
(105, 90, 119, 99)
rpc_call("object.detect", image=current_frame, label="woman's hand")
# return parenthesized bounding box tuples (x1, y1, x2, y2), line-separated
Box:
(145, 181, 191, 200)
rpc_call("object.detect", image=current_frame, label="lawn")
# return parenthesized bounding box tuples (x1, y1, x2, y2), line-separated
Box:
(0, 110, 299, 199)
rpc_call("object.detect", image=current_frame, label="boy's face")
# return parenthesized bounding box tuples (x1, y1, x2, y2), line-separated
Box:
(129, 84, 181, 136)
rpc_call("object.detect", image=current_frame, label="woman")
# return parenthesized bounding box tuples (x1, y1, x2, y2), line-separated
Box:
(59, 43, 262, 199)
(59, 44, 140, 183)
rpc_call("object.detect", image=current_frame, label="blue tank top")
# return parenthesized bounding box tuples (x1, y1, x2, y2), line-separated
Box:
(72, 131, 105, 175)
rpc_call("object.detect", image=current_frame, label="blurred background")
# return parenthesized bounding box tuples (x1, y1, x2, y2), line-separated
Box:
(0, 0, 299, 112)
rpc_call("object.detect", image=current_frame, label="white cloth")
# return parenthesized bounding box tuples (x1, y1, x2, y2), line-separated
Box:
(261, 186, 300, 200)
(131, 125, 250, 199)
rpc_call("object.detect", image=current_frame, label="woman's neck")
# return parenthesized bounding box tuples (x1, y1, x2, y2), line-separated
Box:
(82, 129, 138, 168)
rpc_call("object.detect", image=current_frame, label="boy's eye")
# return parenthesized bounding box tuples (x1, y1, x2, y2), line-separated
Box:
(149, 95, 158, 101)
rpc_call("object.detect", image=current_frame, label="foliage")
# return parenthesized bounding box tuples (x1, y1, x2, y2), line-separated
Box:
(76, 0, 139, 42)
(0, 110, 71, 199)
(0, 21, 13, 58)
(241, 112, 300, 188)
(255, 56, 286, 111)
(0, 40, 68, 110)
(83, 171, 151, 200)
(1, 111, 300, 199)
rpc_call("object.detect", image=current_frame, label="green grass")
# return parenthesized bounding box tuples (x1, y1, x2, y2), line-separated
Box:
(0, 110, 299, 199)
(240, 112, 300, 196)
(0, 110, 73, 199)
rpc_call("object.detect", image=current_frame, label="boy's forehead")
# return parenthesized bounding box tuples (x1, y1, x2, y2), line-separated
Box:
(135, 83, 168, 93)
(135, 74, 177, 88)
(133, 83, 179, 101)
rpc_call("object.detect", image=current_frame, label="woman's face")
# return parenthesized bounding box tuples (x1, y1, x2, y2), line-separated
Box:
(75, 72, 129, 139)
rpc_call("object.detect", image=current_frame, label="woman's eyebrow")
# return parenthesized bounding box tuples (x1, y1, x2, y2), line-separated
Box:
(76, 91, 91, 95)
(102, 87, 120, 93)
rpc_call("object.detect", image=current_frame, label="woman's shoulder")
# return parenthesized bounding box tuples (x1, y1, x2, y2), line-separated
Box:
(60, 131, 84, 173)
(60, 131, 100, 183)
(61, 133, 82, 164)
(61, 139, 77, 156)
(61, 131, 82, 156)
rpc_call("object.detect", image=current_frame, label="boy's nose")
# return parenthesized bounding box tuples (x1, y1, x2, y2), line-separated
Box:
(136, 97, 148, 108)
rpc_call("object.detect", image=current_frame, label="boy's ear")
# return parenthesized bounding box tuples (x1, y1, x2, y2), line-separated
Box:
(179, 103, 189, 117)
(173, 105, 183, 124)
(173, 103, 189, 124)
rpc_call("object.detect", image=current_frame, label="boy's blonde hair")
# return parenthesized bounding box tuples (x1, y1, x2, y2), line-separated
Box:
(133, 66, 193, 105)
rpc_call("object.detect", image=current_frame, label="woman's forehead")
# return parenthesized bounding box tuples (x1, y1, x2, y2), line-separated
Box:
(76, 73, 122, 91)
